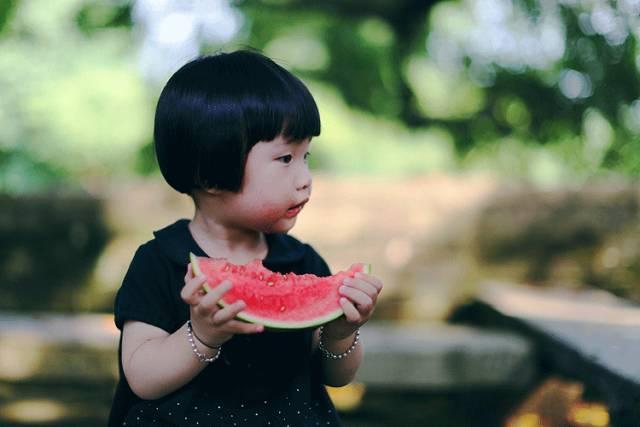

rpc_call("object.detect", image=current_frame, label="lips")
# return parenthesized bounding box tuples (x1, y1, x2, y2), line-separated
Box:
(285, 199, 308, 218)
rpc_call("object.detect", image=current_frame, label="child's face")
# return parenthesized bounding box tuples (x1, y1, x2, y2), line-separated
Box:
(215, 134, 312, 234)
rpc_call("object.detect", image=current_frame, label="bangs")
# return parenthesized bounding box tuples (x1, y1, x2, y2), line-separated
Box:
(154, 50, 321, 194)
(238, 55, 321, 144)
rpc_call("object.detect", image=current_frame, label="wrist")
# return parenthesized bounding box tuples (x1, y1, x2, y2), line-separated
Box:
(324, 332, 355, 349)
(190, 323, 223, 349)
(320, 324, 358, 342)
(186, 321, 222, 363)
(318, 327, 360, 360)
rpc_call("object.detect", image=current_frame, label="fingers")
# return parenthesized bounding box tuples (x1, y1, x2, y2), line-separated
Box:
(194, 289, 264, 333)
(183, 264, 265, 341)
(190, 300, 264, 343)
(354, 271, 383, 293)
(226, 319, 264, 334)
(198, 280, 232, 310)
(339, 283, 374, 309)
(340, 274, 381, 309)
(339, 298, 361, 323)
(212, 300, 246, 325)
(343, 278, 377, 299)
(181, 273, 208, 304)
(337, 273, 384, 325)
(210, 301, 264, 333)
(184, 263, 194, 281)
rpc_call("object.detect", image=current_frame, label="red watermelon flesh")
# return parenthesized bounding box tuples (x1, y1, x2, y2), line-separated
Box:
(189, 253, 370, 329)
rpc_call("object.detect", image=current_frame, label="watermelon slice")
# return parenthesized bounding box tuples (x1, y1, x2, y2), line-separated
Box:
(189, 253, 371, 329)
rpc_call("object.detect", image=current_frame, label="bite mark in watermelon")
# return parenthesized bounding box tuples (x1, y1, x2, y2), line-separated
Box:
(189, 253, 371, 329)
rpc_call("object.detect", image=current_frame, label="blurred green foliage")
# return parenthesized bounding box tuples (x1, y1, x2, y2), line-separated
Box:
(0, 0, 151, 194)
(1, 0, 639, 194)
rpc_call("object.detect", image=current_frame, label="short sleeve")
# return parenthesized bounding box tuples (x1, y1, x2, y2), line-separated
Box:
(114, 241, 179, 333)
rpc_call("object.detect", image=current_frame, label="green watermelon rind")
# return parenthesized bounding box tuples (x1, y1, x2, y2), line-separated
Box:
(235, 308, 345, 330)
(189, 252, 371, 330)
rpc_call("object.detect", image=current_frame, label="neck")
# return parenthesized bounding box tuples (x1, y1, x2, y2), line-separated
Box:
(189, 211, 268, 264)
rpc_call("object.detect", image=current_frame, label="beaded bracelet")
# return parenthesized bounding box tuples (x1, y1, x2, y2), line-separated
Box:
(318, 327, 360, 360)
(191, 323, 222, 350)
(186, 320, 222, 363)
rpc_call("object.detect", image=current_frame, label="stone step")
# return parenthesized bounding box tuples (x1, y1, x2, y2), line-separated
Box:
(0, 313, 534, 389)
(0, 313, 119, 383)
(357, 322, 534, 389)
(450, 281, 640, 426)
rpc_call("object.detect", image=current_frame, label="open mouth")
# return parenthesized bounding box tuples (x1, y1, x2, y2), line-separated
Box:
(285, 200, 308, 217)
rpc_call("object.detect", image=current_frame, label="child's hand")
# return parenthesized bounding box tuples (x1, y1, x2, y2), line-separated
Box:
(322, 268, 383, 341)
(181, 264, 263, 347)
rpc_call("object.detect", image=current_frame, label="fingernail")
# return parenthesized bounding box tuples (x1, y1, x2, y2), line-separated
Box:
(343, 278, 352, 285)
(339, 286, 346, 293)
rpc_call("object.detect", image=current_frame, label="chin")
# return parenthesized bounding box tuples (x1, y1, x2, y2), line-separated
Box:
(266, 218, 297, 234)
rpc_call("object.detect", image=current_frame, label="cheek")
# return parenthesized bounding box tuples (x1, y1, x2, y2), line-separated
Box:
(236, 176, 290, 219)
(245, 201, 290, 232)
(253, 203, 276, 215)
(245, 199, 282, 218)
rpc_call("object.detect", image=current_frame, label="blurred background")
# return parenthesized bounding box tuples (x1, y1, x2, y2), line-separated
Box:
(1, 0, 640, 426)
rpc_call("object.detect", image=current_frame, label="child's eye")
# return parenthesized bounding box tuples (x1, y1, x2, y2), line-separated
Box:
(277, 155, 293, 164)
(304, 152, 311, 161)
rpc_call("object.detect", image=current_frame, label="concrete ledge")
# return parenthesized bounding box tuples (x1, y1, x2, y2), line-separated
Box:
(357, 323, 534, 389)
(0, 314, 534, 389)
(0, 313, 119, 383)
(450, 281, 640, 426)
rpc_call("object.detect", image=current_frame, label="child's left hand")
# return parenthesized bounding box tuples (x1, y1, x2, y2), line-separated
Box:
(321, 267, 383, 341)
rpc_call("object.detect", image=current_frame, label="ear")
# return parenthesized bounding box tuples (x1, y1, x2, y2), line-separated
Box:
(203, 187, 223, 196)
(191, 187, 223, 205)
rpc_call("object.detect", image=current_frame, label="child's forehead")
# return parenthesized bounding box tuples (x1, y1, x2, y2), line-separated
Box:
(268, 135, 312, 147)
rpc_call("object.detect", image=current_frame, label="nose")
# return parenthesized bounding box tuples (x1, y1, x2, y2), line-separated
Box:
(296, 164, 312, 192)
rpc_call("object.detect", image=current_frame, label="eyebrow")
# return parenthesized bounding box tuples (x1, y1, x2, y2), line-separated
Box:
(286, 137, 312, 145)
(268, 138, 310, 149)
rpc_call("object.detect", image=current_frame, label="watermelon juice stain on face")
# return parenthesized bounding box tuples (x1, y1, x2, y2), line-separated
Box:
(221, 135, 313, 234)
(245, 201, 301, 232)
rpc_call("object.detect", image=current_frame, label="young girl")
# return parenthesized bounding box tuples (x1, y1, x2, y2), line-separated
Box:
(108, 50, 383, 427)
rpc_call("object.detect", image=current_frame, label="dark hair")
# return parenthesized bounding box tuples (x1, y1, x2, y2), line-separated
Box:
(153, 50, 321, 194)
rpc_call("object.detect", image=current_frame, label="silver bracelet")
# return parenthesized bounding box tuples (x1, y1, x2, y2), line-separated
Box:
(191, 323, 222, 350)
(318, 327, 360, 360)
(186, 320, 221, 363)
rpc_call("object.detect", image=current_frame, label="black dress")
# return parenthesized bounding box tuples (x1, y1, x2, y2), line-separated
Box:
(108, 219, 344, 427)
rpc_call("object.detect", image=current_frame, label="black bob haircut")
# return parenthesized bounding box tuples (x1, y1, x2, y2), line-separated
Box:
(154, 50, 321, 194)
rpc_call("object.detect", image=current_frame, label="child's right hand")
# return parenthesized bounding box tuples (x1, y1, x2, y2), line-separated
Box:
(180, 264, 263, 347)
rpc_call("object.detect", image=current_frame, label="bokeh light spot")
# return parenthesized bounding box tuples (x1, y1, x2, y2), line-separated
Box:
(0, 399, 67, 423)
